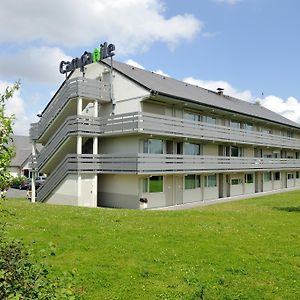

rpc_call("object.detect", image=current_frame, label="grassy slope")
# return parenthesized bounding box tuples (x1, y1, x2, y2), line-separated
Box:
(3, 191, 300, 299)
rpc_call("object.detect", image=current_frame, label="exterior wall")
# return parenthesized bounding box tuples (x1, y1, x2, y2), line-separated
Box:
(47, 174, 79, 206)
(100, 136, 139, 154)
(203, 144, 218, 156)
(98, 174, 140, 209)
(183, 188, 202, 203)
(244, 147, 254, 157)
(9, 166, 20, 177)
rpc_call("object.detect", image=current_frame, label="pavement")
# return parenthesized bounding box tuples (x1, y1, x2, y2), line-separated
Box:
(6, 188, 27, 198)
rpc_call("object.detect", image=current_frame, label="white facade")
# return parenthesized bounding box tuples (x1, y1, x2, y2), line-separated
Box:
(30, 60, 300, 209)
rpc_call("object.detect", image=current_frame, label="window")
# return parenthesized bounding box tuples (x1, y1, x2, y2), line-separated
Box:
(183, 111, 201, 122)
(205, 116, 217, 125)
(143, 139, 163, 154)
(263, 154, 272, 158)
(263, 172, 272, 182)
(185, 175, 201, 190)
(244, 123, 253, 131)
(262, 128, 272, 134)
(231, 146, 243, 157)
(231, 178, 242, 185)
(287, 173, 294, 180)
(287, 130, 294, 138)
(143, 176, 164, 193)
(230, 120, 241, 129)
(245, 173, 253, 184)
(183, 143, 201, 155)
(274, 172, 281, 181)
(204, 174, 217, 188)
(273, 152, 280, 158)
(296, 172, 300, 179)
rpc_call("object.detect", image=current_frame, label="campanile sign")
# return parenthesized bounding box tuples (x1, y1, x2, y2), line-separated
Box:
(59, 42, 115, 74)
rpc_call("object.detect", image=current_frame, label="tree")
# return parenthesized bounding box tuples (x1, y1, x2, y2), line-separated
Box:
(0, 81, 20, 192)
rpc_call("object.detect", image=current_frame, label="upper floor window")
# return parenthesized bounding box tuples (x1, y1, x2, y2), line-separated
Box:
(230, 120, 241, 129)
(143, 139, 163, 154)
(261, 128, 272, 134)
(287, 130, 294, 138)
(231, 146, 243, 157)
(183, 143, 201, 155)
(244, 123, 253, 131)
(204, 115, 217, 125)
(183, 111, 201, 122)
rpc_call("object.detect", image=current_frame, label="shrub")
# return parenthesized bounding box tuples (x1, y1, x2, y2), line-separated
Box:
(10, 176, 27, 188)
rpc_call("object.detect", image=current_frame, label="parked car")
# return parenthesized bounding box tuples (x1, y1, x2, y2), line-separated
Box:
(35, 176, 46, 188)
(19, 179, 31, 190)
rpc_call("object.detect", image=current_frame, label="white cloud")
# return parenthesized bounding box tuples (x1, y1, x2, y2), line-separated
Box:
(183, 77, 253, 101)
(0, 81, 36, 135)
(152, 69, 170, 77)
(0, 0, 201, 55)
(125, 59, 145, 70)
(261, 96, 300, 124)
(0, 47, 72, 85)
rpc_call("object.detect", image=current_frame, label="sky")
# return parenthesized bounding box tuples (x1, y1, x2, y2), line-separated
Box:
(0, 0, 300, 135)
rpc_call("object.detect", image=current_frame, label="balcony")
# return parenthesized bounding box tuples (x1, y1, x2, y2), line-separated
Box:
(30, 77, 110, 140)
(37, 153, 300, 202)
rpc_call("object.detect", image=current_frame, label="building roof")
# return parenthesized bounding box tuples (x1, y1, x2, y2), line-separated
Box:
(10, 135, 42, 167)
(103, 59, 300, 130)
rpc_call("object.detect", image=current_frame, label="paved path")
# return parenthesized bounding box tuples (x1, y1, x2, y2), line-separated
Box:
(6, 188, 27, 198)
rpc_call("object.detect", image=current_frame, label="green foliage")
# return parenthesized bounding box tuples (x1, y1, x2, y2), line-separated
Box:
(3, 191, 300, 299)
(0, 82, 20, 191)
(10, 176, 27, 188)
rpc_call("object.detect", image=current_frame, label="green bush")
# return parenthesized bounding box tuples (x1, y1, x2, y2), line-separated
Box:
(10, 176, 27, 188)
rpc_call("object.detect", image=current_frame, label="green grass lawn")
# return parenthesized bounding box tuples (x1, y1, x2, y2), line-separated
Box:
(2, 191, 300, 299)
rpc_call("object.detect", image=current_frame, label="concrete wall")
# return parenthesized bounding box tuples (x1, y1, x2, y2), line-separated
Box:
(47, 174, 79, 206)
(100, 136, 139, 154)
(244, 147, 254, 157)
(183, 188, 202, 203)
(98, 174, 140, 209)
(203, 144, 218, 156)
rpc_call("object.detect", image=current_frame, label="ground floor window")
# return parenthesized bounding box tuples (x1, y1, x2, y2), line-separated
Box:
(287, 173, 294, 180)
(143, 176, 164, 193)
(244, 173, 253, 184)
(185, 175, 201, 189)
(263, 172, 272, 182)
(231, 178, 242, 185)
(204, 174, 217, 188)
(296, 171, 300, 179)
(274, 172, 281, 181)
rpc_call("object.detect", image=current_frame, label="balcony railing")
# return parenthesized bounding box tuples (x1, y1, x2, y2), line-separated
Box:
(37, 153, 300, 202)
(30, 77, 110, 140)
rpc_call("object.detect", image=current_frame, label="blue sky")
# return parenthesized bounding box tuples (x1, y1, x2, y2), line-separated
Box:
(0, 0, 299, 134)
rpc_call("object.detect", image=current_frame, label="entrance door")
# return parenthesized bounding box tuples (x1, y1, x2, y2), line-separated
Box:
(174, 175, 183, 205)
(218, 173, 224, 198)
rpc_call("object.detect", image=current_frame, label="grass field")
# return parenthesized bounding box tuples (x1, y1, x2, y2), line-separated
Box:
(2, 191, 300, 299)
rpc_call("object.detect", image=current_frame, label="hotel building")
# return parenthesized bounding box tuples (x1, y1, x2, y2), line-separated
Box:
(30, 60, 300, 209)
